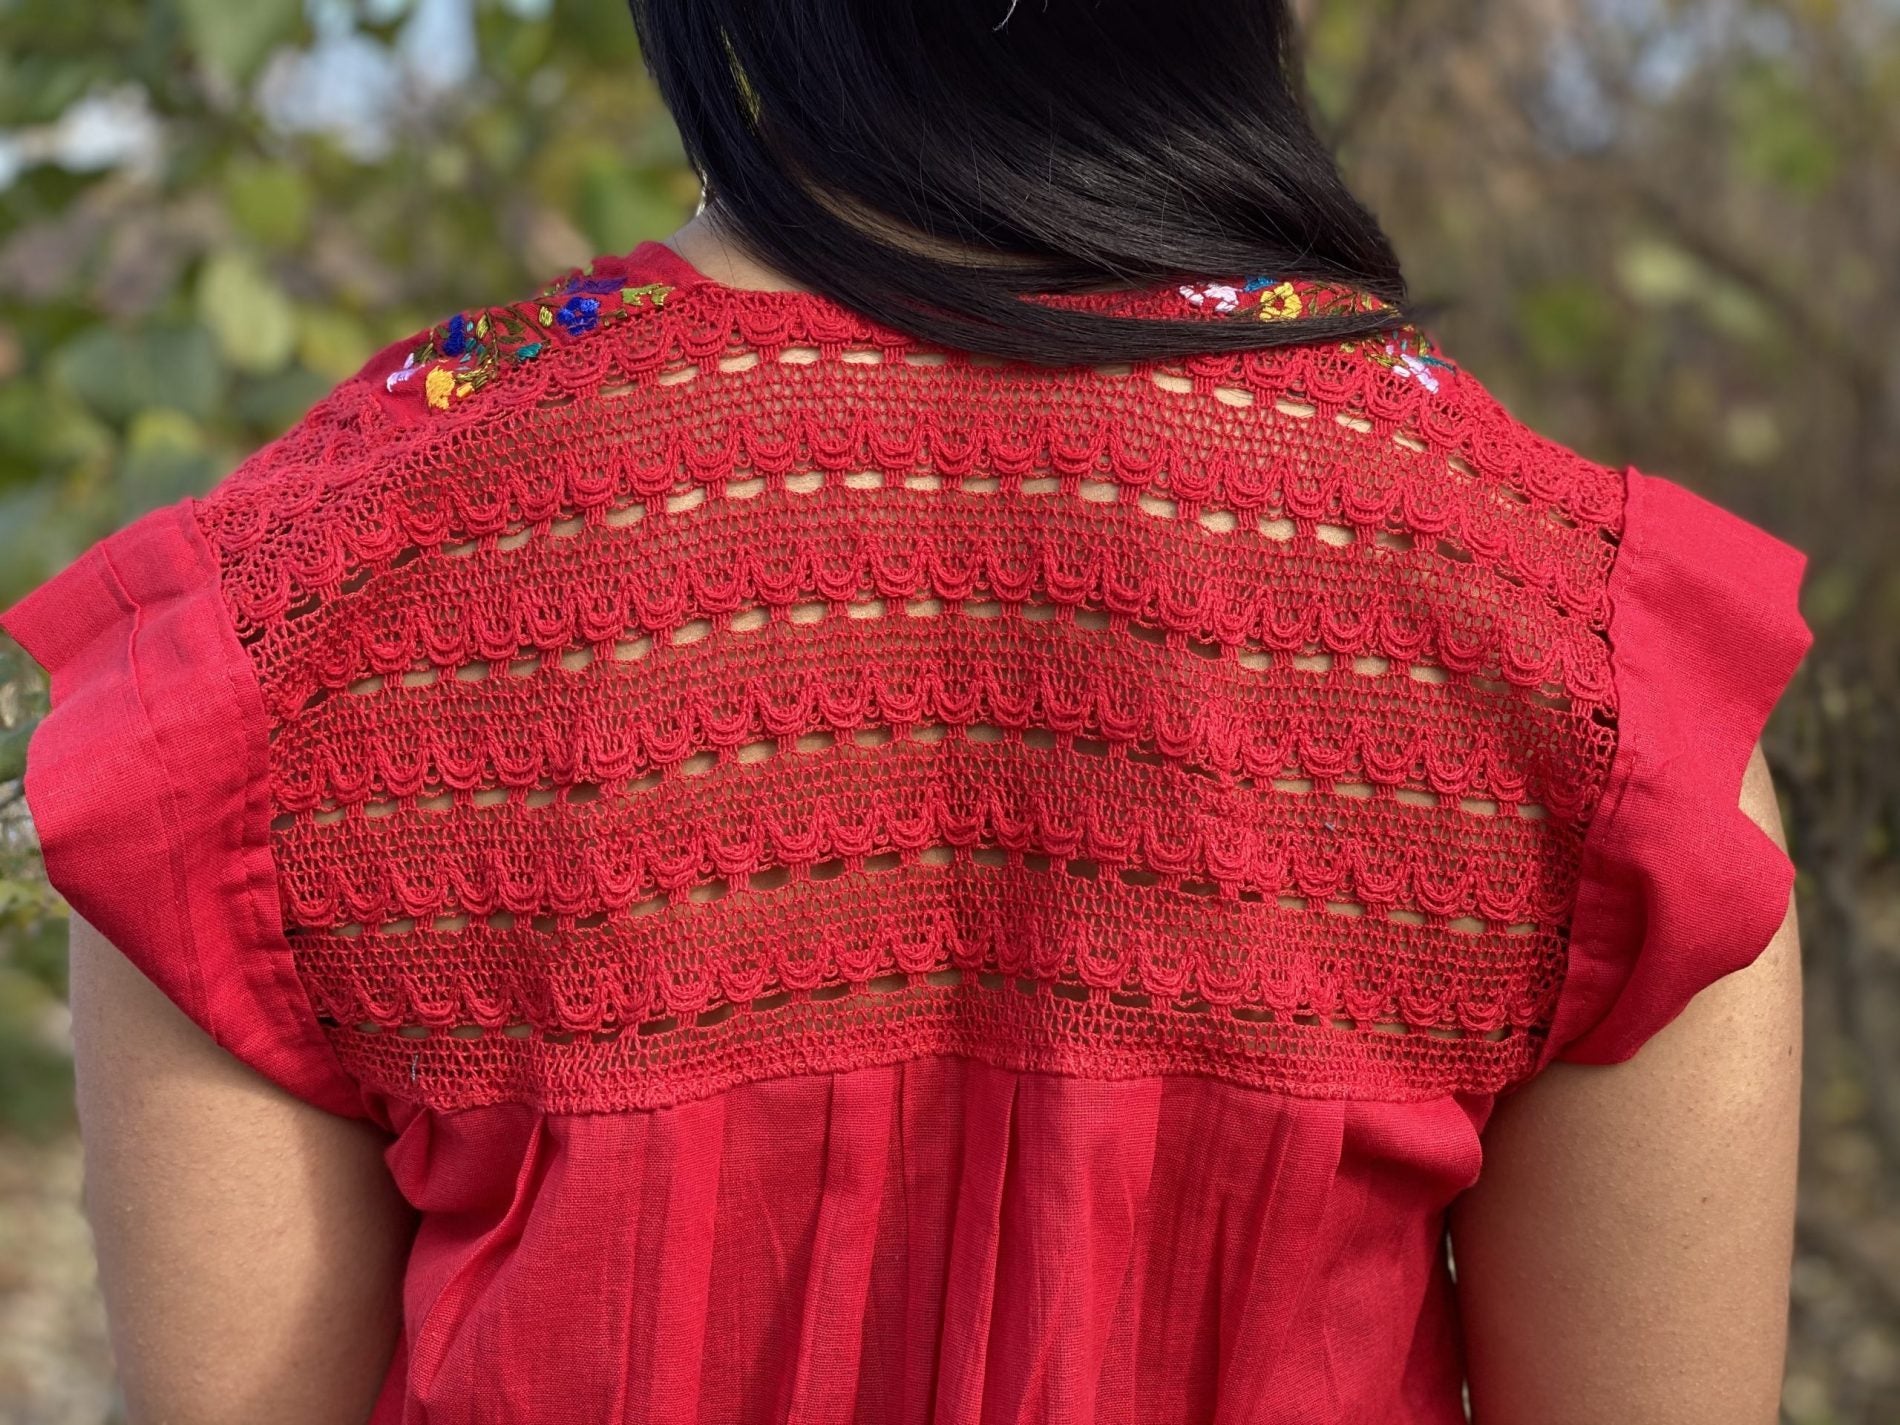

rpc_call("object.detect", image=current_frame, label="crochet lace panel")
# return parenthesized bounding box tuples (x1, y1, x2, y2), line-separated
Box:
(193, 272, 1623, 1112)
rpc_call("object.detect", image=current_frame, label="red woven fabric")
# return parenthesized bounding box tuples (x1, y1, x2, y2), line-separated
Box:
(2, 240, 1812, 1423)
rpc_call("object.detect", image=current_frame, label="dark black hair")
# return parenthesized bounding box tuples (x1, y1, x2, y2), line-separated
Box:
(626, 0, 1414, 365)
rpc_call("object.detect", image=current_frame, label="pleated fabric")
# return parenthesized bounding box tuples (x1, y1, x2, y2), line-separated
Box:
(372, 1061, 1484, 1425)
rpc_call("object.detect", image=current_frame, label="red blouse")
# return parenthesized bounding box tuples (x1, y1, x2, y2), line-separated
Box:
(3, 241, 1811, 1423)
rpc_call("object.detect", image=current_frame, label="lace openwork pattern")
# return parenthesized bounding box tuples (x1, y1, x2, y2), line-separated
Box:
(193, 263, 1624, 1111)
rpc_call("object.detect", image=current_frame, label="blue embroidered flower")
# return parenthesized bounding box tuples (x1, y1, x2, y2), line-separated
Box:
(550, 271, 626, 297)
(397, 265, 675, 411)
(556, 295, 601, 335)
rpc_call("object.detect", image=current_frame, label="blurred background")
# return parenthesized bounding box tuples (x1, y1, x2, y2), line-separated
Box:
(0, 0, 1894, 1420)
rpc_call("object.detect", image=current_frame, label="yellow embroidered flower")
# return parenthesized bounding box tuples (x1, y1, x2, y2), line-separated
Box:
(1257, 282, 1304, 322)
(425, 366, 457, 410)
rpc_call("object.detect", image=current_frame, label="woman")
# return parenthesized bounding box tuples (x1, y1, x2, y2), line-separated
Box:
(2, 2, 1808, 1422)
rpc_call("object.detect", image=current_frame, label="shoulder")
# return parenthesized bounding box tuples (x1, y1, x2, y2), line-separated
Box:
(187, 249, 694, 650)
(1144, 307, 1814, 1080)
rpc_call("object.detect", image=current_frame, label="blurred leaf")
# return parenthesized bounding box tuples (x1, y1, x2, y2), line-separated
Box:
(0, 720, 34, 783)
(575, 153, 679, 258)
(49, 323, 225, 424)
(1300, 0, 1378, 129)
(0, 1032, 74, 1140)
(1698, 280, 1774, 346)
(0, 380, 115, 487)
(7, 914, 69, 1001)
(467, 107, 530, 173)
(548, 0, 644, 64)
(1515, 279, 1620, 372)
(175, 0, 303, 85)
(0, 51, 104, 126)
(118, 406, 218, 513)
(225, 158, 314, 248)
(1615, 239, 1704, 307)
(0, 485, 103, 603)
(0, 971, 75, 1140)
(297, 306, 376, 380)
(1722, 404, 1783, 465)
(229, 364, 332, 431)
(425, 144, 475, 192)
(196, 250, 298, 374)
(1802, 564, 1860, 630)
(1726, 63, 1840, 195)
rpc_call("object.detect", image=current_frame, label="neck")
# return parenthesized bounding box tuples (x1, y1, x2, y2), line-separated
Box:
(664, 200, 1053, 296)
(662, 211, 811, 295)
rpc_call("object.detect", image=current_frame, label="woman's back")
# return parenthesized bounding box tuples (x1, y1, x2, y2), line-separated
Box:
(6, 233, 1809, 1422)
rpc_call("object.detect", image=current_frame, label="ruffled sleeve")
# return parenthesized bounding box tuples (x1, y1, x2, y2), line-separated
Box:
(0, 500, 371, 1120)
(1538, 466, 1813, 1070)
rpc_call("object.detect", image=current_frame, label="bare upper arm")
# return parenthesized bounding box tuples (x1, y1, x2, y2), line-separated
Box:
(66, 911, 415, 1425)
(1448, 741, 1802, 1425)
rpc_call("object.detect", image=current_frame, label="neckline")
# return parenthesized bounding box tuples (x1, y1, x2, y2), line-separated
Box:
(378, 238, 1456, 415)
(624, 239, 725, 293)
(620, 239, 1421, 334)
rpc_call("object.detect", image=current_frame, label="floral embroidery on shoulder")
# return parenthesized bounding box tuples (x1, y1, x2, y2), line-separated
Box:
(1340, 326, 1456, 394)
(385, 261, 674, 410)
(1177, 274, 1457, 392)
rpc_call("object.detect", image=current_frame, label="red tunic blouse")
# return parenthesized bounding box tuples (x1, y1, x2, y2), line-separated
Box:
(3, 241, 1811, 1423)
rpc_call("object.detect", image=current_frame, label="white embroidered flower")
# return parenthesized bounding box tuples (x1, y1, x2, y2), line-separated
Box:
(1397, 351, 1442, 394)
(1179, 282, 1241, 314)
(386, 353, 422, 392)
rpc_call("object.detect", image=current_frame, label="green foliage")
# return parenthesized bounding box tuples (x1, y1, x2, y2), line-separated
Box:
(0, 0, 697, 1138)
(0, 0, 695, 607)
(0, 879, 69, 1144)
(1726, 59, 1840, 194)
(50, 323, 226, 426)
(224, 158, 314, 249)
(175, 0, 305, 86)
(1514, 278, 1623, 373)
(196, 250, 299, 373)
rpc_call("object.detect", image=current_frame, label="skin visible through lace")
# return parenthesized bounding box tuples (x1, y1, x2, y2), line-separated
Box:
(195, 275, 1622, 1111)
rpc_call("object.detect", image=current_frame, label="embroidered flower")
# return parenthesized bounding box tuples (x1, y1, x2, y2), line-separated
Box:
(386, 353, 423, 392)
(441, 311, 473, 357)
(1182, 273, 1395, 325)
(544, 270, 627, 299)
(1179, 282, 1242, 314)
(555, 295, 601, 335)
(387, 261, 675, 412)
(424, 366, 457, 410)
(1170, 269, 1458, 392)
(1342, 331, 1456, 394)
(1256, 281, 1304, 322)
(1392, 347, 1454, 393)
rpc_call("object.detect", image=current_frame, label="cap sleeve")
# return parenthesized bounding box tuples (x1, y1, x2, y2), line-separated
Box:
(1539, 466, 1813, 1070)
(1, 500, 372, 1120)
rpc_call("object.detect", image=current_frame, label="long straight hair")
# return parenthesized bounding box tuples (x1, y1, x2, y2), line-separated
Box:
(626, 0, 1413, 365)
